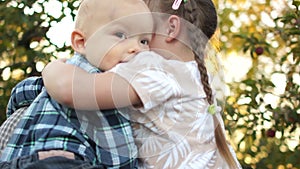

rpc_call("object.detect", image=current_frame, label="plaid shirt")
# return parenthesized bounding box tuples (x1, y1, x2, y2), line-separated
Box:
(1, 54, 138, 168)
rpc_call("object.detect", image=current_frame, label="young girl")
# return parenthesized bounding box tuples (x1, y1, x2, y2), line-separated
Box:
(43, 0, 241, 168)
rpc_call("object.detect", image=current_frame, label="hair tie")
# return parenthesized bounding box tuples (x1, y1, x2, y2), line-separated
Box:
(172, 0, 188, 10)
(208, 104, 217, 115)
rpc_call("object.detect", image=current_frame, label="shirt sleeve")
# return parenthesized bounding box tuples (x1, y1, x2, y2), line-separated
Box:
(109, 51, 182, 113)
(6, 76, 44, 117)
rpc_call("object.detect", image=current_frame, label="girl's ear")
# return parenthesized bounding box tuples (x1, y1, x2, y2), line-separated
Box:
(166, 15, 181, 42)
(71, 30, 86, 55)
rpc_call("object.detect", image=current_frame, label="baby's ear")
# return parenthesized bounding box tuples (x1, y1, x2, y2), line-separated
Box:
(71, 30, 86, 55)
(165, 15, 181, 42)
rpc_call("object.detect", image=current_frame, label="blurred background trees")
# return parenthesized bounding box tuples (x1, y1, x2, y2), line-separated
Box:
(0, 0, 299, 168)
(0, 0, 77, 121)
(216, 0, 300, 168)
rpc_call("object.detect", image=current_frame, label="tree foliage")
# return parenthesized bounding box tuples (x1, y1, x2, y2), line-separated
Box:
(216, 0, 300, 168)
(0, 0, 77, 122)
(0, 0, 299, 168)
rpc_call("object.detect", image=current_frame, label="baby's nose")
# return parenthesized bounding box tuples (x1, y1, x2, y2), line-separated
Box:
(127, 38, 148, 54)
(128, 44, 142, 54)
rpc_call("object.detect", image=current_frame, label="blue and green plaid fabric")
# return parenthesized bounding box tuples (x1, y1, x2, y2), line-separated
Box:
(1, 54, 138, 168)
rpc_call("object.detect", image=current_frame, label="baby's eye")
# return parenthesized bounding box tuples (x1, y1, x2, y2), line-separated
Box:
(140, 39, 149, 45)
(114, 32, 127, 40)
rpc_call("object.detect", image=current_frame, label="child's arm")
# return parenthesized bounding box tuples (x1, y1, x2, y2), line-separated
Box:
(42, 60, 141, 110)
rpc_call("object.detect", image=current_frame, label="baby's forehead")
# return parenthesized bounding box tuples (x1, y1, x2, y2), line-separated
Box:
(77, 0, 150, 23)
(113, 11, 153, 23)
(76, 0, 153, 37)
(91, 13, 153, 38)
(79, 0, 149, 16)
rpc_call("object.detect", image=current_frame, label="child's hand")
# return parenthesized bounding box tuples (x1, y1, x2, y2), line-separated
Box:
(42, 58, 70, 84)
(42, 58, 141, 110)
(42, 58, 103, 109)
(42, 59, 77, 107)
(56, 58, 68, 63)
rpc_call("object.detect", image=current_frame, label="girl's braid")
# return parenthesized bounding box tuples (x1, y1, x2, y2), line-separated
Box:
(183, 1, 238, 168)
(183, 0, 213, 104)
(195, 56, 213, 104)
(191, 27, 238, 169)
